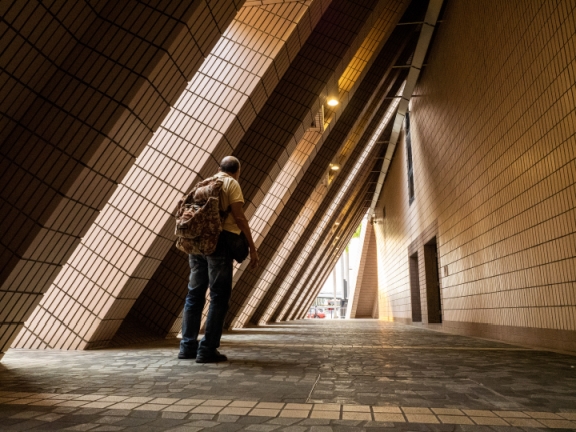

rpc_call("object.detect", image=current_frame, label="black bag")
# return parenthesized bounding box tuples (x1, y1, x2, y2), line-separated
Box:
(220, 230, 250, 263)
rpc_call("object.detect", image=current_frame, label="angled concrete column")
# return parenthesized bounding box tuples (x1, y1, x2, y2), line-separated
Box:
(0, 0, 240, 357)
(282, 179, 375, 321)
(349, 221, 379, 318)
(256, 72, 404, 325)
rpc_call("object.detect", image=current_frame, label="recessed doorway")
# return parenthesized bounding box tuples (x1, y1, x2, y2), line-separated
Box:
(409, 252, 422, 322)
(424, 237, 442, 323)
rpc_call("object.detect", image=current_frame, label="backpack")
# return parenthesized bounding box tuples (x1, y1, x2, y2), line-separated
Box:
(174, 175, 228, 255)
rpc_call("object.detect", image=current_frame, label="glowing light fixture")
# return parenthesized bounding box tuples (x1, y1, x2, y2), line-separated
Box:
(330, 163, 340, 171)
(327, 98, 339, 107)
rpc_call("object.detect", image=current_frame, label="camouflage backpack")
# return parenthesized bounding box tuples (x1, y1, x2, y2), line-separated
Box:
(174, 175, 228, 255)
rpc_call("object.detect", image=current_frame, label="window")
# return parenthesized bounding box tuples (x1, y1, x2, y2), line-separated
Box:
(405, 111, 415, 204)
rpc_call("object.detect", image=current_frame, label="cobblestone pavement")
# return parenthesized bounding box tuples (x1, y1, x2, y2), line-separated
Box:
(0, 320, 575, 431)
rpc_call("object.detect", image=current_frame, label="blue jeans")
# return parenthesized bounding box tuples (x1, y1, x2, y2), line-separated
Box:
(180, 234, 233, 356)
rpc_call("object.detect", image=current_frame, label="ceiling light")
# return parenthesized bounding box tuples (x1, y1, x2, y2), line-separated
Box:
(327, 98, 339, 107)
(330, 163, 340, 171)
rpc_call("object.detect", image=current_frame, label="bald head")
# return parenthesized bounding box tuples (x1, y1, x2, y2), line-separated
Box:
(220, 156, 241, 177)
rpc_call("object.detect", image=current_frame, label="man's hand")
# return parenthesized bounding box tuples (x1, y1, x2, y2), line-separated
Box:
(249, 248, 259, 269)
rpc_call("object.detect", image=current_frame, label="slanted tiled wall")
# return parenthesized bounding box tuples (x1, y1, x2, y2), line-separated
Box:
(0, 0, 241, 357)
(374, 0, 576, 352)
(13, 0, 317, 350)
(227, 0, 410, 329)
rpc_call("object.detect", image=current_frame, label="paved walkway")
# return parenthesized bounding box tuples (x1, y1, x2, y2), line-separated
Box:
(0, 320, 575, 431)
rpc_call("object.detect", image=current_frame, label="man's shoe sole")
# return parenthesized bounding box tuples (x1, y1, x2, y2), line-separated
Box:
(178, 353, 197, 359)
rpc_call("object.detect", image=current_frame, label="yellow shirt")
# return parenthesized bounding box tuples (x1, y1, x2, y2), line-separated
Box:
(214, 172, 244, 234)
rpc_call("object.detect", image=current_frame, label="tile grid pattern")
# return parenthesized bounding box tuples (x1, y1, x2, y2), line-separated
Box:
(12, 0, 310, 350)
(0, 0, 241, 357)
(374, 0, 576, 351)
(272, 91, 402, 323)
(1, 392, 575, 428)
(249, 26, 412, 325)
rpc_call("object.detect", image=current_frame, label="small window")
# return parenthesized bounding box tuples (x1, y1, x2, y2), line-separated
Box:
(405, 111, 415, 204)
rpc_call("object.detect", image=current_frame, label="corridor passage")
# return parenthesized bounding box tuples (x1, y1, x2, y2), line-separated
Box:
(0, 320, 575, 431)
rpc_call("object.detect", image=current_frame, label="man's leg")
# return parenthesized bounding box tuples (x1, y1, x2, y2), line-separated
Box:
(197, 241, 233, 360)
(179, 254, 209, 358)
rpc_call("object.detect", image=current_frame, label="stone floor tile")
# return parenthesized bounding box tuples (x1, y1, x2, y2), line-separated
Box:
(463, 410, 497, 417)
(64, 424, 100, 431)
(191, 405, 223, 414)
(28, 399, 62, 406)
(122, 397, 153, 404)
(161, 412, 188, 420)
(284, 404, 311, 410)
(82, 402, 115, 409)
(245, 424, 280, 431)
(35, 412, 64, 422)
(505, 417, 545, 427)
(162, 405, 192, 413)
(313, 404, 340, 411)
(228, 401, 258, 408)
(220, 407, 251, 415)
(297, 419, 331, 425)
(495, 410, 530, 418)
(149, 398, 177, 405)
(403, 407, 433, 414)
(92, 426, 125, 431)
(438, 415, 473, 424)
(279, 410, 310, 418)
(174, 399, 204, 406)
(250, 408, 281, 417)
(133, 404, 168, 411)
(341, 412, 371, 421)
(342, 405, 370, 412)
(372, 406, 402, 413)
(164, 426, 203, 432)
(310, 410, 340, 420)
(203, 400, 232, 407)
(471, 416, 509, 426)
(107, 403, 143, 410)
(97, 397, 129, 403)
(10, 410, 44, 419)
(537, 419, 576, 428)
(75, 395, 106, 401)
(278, 426, 306, 432)
(256, 403, 285, 409)
(525, 411, 563, 419)
(405, 414, 439, 424)
(308, 426, 333, 432)
(373, 413, 405, 422)
(432, 408, 464, 415)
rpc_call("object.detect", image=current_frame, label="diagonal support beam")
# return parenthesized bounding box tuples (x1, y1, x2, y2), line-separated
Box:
(368, 0, 444, 217)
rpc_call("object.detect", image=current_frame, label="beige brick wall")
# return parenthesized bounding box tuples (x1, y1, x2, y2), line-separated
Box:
(373, 0, 576, 352)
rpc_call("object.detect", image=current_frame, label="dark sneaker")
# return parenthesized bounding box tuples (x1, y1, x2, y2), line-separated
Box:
(196, 350, 228, 363)
(178, 351, 197, 359)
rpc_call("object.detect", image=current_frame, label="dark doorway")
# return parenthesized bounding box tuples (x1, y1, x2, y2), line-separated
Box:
(424, 237, 442, 323)
(409, 253, 422, 322)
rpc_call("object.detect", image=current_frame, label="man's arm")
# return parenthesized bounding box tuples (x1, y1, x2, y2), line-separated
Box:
(229, 201, 259, 269)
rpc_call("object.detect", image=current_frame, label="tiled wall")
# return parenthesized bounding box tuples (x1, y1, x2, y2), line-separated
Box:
(373, 0, 576, 351)
(13, 0, 312, 350)
(0, 0, 241, 357)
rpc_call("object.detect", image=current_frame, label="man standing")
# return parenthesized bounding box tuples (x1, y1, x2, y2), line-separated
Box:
(179, 156, 258, 363)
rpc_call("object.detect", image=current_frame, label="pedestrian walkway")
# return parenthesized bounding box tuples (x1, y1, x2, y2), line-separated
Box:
(1, 320, 575, 431)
